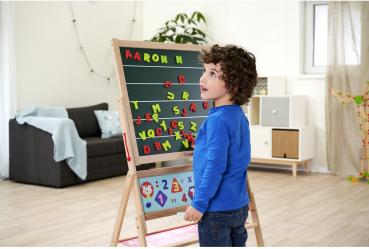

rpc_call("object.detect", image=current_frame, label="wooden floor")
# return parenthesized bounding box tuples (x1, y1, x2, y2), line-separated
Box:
(1, 169, 369, 246)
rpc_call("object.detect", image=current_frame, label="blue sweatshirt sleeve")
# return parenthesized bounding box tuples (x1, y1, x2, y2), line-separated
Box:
(191, 117, 230, 213)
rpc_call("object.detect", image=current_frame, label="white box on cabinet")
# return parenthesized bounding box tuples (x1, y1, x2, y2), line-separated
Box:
(260, 96, 306, 127)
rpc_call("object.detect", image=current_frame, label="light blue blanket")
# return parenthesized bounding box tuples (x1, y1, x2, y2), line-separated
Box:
(15, 106, 87, 180)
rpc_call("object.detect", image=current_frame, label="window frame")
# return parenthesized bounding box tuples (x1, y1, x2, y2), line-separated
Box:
(303, 1, 328, 74)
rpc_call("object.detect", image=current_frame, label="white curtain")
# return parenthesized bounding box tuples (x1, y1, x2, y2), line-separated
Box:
(0, 2, 17, 179)
(326, 2, 369, 176)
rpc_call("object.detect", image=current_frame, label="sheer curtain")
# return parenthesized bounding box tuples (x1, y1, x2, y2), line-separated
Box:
(326, 2, 369, 176)
(0, 2, 17, 179)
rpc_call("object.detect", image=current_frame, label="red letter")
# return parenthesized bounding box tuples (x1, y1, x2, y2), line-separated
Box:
(125, 49, 132, 59)
(170, 120, 178, 129)
(143, 145, 151, 154)
(155, 128, 163, 136)
(203, 101, 209, 109)
(189, 103, 197, 112)
(181, 108, 188, 117)
(178, 75, 186, 84)
(187, 133, 195, 144)
(135, 116, 142, 125)
(163, 80, 173, 88)
(133, 51, 141, 61)
(154, 142, 162, 151)
(145, 113, 152, 122)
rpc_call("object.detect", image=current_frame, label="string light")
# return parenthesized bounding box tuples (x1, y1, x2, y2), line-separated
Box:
(69, 1, 138, 83)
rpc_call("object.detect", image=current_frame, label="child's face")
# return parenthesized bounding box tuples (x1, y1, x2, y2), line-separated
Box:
(200, 63, 231, 107)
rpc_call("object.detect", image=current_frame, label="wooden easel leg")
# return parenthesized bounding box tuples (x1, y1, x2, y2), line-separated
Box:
(132, 176, 148, 246)
(110, 172, 135, 246)
(136, 214, 148, 246)
(247, 176, 264, 246)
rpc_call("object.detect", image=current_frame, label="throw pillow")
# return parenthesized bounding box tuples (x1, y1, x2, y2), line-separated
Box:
(67, 103, 108, 138)
(94, 110, 122, 139)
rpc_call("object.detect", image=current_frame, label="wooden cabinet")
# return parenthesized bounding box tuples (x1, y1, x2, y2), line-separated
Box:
(272, 129, 299, 159)
(245, 94, 315, 176)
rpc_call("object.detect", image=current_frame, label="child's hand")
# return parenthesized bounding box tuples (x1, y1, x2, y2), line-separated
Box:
(184, 205, 203, 222)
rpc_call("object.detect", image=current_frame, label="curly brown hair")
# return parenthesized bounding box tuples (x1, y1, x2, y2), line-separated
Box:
(199, 44, 257, 105)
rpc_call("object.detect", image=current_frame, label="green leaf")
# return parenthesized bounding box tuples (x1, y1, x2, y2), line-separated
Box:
(190, 12, 196, 21)
(194, 28, 206, 38)
(354, 95, 363, 105)
(175, 14, 181, 23)
(196, 12, 206, 23)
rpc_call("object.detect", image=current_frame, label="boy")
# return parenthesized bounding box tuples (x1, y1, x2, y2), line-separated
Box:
(184, 44, 257, 246)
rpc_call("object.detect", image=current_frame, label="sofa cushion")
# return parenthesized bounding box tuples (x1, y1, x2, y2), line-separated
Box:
(85, 136, 124, 157)
(67, 103, 108, 138)
(94, 110, 122, 139)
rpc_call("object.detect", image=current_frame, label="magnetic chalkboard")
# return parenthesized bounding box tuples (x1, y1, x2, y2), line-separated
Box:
(112, 40, 210, 165)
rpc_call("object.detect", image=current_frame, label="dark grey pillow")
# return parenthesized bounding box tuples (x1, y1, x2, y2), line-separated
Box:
(67, 103, 108, 138)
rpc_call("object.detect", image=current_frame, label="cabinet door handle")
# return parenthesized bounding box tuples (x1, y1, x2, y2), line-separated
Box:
(264, 141, 268, 145)
(272, 109, 278, 115)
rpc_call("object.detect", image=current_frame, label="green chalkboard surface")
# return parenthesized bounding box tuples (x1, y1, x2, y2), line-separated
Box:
(113, 40, 210, 165)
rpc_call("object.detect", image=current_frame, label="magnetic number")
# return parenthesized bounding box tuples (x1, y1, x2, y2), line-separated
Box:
(182, 193, 188, 202)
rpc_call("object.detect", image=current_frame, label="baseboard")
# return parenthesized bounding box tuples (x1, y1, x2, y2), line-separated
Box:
(249, 163, 330, 174)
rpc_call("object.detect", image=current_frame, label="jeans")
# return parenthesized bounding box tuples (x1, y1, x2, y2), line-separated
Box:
(198, 205, 249, 247)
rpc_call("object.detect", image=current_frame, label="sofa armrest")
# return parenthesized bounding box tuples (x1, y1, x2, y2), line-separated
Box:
(9, 119, 63, 185)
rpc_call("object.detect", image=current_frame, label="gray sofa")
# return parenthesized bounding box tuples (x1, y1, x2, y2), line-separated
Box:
(9, 103, 154, 188)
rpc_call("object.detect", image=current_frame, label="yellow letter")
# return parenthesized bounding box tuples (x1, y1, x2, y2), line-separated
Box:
(147, 129, 155, 138)
(173, 106, 180, 115)
(162, 140, 172, 151)
(144, 53, 150, 63)
(132, 101, 139, 110)
(152, 54, 159, 62)
(182, 91, 189, 101)
(160, 120, 167, 131)
(174, 131, 181, 140)
(190, 121, 197, 132)
(161, 55, 168, 64)
(182, 139, 190, 149)
(152, 103, 161, 114)
(175, 55, 183, 64)
(167, 92, 175, 100)
(152, 113, 159, 123)
(178, 121, 184, 130)
(138, 131, 146, 141)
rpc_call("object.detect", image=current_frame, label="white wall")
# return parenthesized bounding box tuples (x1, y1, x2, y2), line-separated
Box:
(143, 1, 327, 171)
(14, 1, 327, 171)
(15, 1, 143, 111)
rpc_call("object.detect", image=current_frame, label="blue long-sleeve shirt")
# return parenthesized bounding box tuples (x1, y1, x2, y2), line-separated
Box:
(191, 104, 250, 213)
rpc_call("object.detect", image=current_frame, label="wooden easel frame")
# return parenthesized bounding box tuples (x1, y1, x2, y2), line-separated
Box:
(110, 39, 265, 246)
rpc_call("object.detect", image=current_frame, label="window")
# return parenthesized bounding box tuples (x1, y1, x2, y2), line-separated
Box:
(303, 2, 362, 74)
(304, 1, 328, 74)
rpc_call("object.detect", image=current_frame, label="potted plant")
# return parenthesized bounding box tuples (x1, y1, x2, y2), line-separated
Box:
(150, 11, 210, 45)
